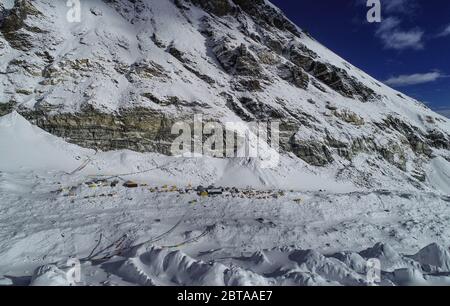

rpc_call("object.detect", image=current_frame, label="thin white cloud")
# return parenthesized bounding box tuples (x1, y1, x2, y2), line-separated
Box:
(376, 17, 424, 50)
(383, 30, 424, 50)
(384, 72, 443, 87)
(437, 24, 450, 37)
(376, 16, 400, 32)
(356, 1, 424, 50)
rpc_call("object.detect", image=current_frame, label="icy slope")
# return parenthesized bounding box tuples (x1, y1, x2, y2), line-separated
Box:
(0, 111, 93, 172)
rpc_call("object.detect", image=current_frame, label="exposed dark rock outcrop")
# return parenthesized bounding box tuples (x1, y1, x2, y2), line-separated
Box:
(308, 61, 376, 101)
(212, 40, 264, 77)
(222, 93, 252, 122)
(125, 60, 169, 82)
(381, 116, 433, 157)
(0, 102, 16, 117)
(286, 44, 376, 101)
(289, 139, 334, 167)
(234, 78, 263, 92)
(426, 130, 449, 150)
(332, 109, 365, 126)
(198, 3, 375, 101)
(239, 97, 285, 120)
(277, 63, 309, 89)
(23, 106, 179, 154)
(191, 0, 302, 36)
(191, 0, 235, 16)
(0, 0, 43, 51)
(231, 0, 301, 36)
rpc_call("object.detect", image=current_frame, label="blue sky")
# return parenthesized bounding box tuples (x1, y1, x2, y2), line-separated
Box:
(270, 0, 450, 118)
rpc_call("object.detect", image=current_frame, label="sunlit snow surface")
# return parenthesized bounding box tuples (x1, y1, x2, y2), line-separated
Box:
(1, 113, 450, 286)
(1, 0, 450, 286)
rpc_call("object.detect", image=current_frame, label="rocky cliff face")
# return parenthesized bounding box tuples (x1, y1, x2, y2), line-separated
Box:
(0, 0, 449, 191)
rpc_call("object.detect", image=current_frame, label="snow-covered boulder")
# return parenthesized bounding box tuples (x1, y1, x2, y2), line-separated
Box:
(410, 243, 450, 273)
(30, 265, 75, 286)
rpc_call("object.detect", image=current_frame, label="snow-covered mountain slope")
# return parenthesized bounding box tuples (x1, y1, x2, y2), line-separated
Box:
(2, 94, 450, 286)
(0, 0, 449, 193)
(0, 111, 355, 192)
(0, 111, 93, 172)
(1, 112, 450, 286)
